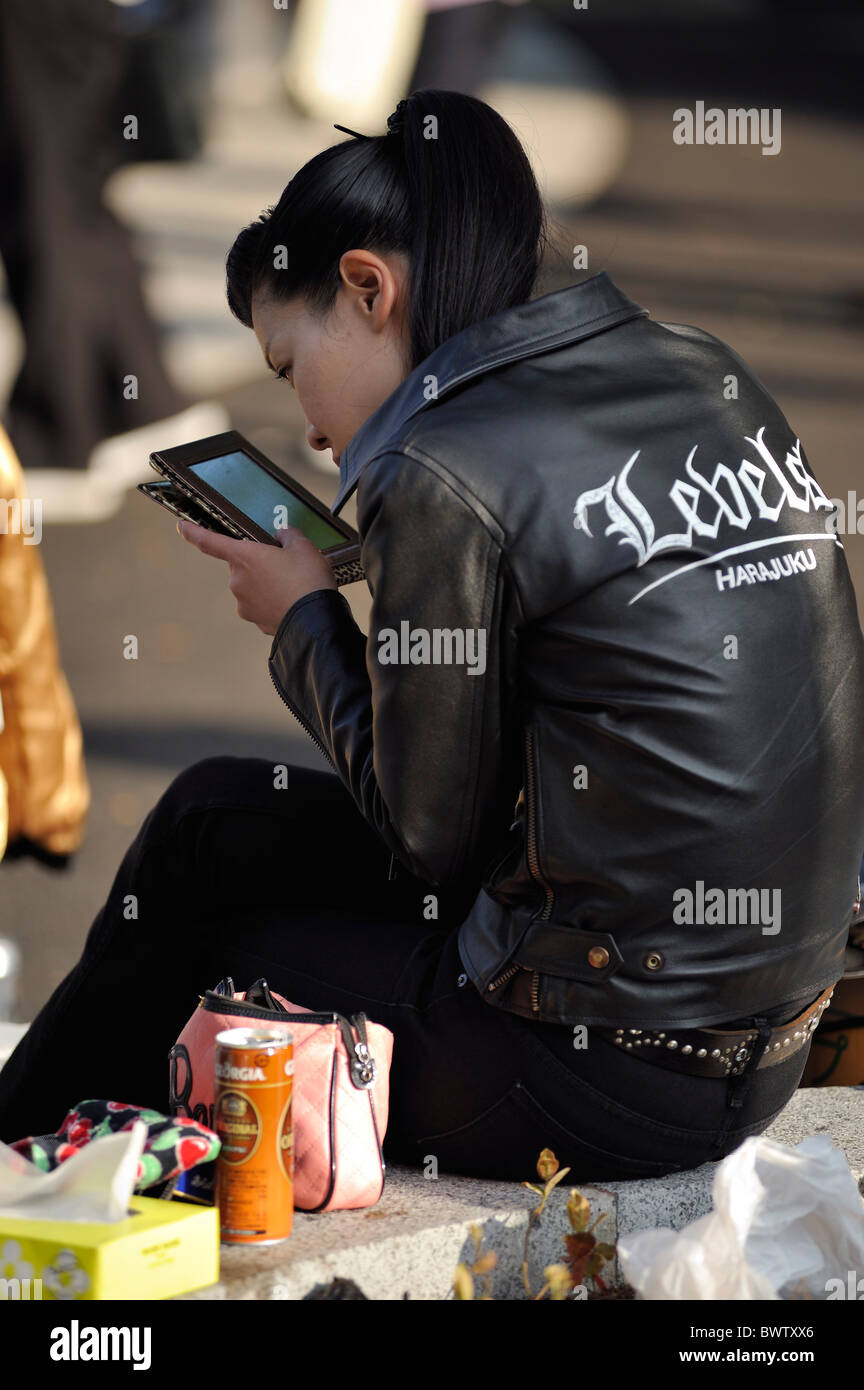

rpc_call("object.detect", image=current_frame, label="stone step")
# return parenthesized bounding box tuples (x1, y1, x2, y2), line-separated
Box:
(176, 1085, 864, 1301)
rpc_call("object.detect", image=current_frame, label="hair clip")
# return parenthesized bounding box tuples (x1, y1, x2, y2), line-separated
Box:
(333, 100, 407, 143)
(386, 99, 408, 136)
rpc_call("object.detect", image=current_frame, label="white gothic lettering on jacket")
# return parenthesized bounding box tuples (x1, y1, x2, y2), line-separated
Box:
(573, 427, 837, 579)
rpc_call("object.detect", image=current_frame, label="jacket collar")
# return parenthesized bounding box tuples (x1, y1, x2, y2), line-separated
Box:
(330, 270, 648, 515)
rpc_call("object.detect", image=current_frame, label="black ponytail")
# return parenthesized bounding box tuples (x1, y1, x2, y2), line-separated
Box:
(226, 89, 547, 370)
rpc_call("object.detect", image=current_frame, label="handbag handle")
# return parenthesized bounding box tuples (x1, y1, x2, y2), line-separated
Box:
(244, 977, 283, 1012)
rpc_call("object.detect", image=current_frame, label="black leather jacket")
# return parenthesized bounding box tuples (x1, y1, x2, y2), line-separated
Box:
(268, 271, 864, 1030)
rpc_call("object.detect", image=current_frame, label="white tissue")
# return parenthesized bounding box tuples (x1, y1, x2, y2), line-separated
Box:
(618, 1133, 864, 1300)
(0, 1120, 147, 1224)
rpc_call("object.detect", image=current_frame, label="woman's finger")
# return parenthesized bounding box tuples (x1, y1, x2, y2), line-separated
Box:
(176, 519, 247, 562)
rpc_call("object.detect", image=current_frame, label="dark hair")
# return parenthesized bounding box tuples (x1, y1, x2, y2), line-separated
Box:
(226, 89, 547, 369)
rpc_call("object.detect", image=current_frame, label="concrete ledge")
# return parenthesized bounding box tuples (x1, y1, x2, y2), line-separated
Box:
(177, 1086, 864, 1301)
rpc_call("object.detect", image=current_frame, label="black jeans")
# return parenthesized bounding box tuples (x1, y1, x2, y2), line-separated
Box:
(0, 757, 814, 1182)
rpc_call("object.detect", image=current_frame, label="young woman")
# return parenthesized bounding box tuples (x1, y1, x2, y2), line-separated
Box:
(2, 91, 863, 1183)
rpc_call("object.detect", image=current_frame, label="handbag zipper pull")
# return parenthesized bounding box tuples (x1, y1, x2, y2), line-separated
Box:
(338, 1013, 376, 1089)
(351, 1040, 376, 1089)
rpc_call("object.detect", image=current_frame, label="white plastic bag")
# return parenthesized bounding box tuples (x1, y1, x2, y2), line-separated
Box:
(618, 1133, 864, 1300)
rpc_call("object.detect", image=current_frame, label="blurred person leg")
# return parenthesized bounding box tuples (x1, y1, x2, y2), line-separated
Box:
(0, 0, 189, 477)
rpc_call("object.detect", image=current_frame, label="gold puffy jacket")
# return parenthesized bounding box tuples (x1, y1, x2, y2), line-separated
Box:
(0, 424, 89, 862)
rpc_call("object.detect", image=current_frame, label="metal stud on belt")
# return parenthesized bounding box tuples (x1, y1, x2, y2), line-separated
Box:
(610, 991, 833, 1073)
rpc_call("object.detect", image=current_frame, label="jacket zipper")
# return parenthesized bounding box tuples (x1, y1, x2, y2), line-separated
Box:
(268, 663, 336, 769)
(486, 962, 520, 994)
(485, 960, 543, 1011)
(530, 971, 541, 1014)
(486, 726, 554, 1014)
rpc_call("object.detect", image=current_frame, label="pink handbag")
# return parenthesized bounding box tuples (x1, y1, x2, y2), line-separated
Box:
(168, 977, 394, 1212)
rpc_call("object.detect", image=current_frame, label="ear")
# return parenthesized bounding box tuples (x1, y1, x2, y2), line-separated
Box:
(338, 249, 403, 333)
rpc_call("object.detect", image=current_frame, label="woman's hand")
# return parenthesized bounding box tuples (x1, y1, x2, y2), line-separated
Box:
(176, 520, 337, 636)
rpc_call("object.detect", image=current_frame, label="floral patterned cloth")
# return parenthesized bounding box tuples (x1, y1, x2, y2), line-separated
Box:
(8, 1099, 220, 1195)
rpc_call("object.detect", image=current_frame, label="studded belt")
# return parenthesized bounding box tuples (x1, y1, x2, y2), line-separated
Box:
(594, 983, 836, 1079)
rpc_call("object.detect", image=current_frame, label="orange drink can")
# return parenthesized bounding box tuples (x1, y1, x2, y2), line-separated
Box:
(213, 1026, 294, 1244)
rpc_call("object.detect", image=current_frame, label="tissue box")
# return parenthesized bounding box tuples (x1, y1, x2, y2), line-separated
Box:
(0, 1195, 219, 1300)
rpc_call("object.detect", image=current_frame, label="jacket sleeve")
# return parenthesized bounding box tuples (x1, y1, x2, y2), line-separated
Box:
(267, 449, 521, 885)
